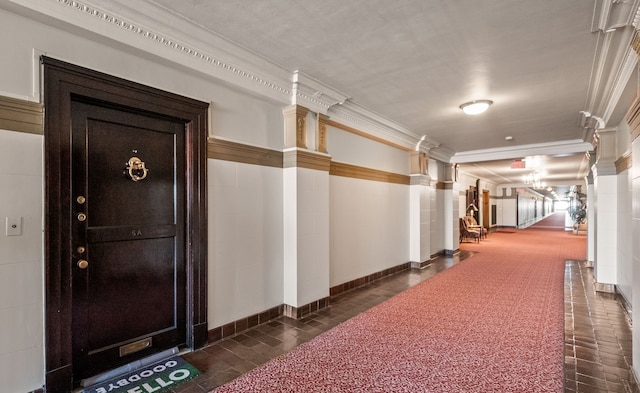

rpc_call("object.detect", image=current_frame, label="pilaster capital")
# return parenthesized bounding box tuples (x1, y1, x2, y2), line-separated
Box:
(592, 160, 617, 177)
(410, 151, 428, 175)
(283, 105, 309, 149)
(410, 174, 432, 186)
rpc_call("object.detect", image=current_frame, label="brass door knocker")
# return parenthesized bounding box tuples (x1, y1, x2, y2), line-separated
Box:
(125, 156, 148, 182)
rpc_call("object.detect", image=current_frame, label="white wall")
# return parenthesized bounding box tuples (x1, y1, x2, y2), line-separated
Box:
(283, 167, 330, 307)
(616, 120, 633, 307)
(431, 184, 443, 254)
(450, 184, 460, 251)
(0, 130, 44, 393)
(409, 181, 431, 263)
(496, 187, 518, 227)
(594, 174, 618, 284)
(617, 167, 632, 304)
(327, 125, 409, 173)
(326, 122, 414, 285)
(208, 159, 283, 327)
(329, 175, 409, 286)
(632, 136, 640, 378)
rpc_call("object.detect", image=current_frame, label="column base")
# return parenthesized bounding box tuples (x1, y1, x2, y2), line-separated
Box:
(283, 297, 330, 319)
(594, 282, 615, 293)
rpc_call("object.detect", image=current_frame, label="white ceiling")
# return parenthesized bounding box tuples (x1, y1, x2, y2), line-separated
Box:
(149, 0, 598, 148)
(141, 0, 639, 196)
(21, 0, 638, 197)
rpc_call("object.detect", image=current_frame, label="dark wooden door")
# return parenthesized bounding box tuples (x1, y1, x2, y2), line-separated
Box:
(44, 57, 208, 393)
(70, 101, 186, 379)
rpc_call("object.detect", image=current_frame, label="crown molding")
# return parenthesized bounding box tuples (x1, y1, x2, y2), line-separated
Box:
(4, 0, 437, 157)
(451, 139, 594, 164)
(326, 100, 447, 156)
(582, 1, 640, 141)
(593, 0, 640, 32)
(293, 71, 350, 114)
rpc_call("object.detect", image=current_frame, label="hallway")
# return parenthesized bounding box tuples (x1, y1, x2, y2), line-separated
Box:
(172, 247, 638, 392)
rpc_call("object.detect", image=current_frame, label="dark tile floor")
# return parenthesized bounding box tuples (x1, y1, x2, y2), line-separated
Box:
(172, 253, 637, 393)
(564, 261, 638, 392)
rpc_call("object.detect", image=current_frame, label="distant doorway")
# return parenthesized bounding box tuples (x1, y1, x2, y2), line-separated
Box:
(482, 190, 490, 229)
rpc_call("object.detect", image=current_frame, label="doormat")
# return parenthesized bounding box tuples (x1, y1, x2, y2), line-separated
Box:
(82, 356, 200, 393)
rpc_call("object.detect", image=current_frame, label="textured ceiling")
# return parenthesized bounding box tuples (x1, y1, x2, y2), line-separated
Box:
(142, 0, 635, 192)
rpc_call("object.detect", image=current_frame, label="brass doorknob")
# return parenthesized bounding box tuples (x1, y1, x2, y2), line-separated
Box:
(77, 259, 89, 269)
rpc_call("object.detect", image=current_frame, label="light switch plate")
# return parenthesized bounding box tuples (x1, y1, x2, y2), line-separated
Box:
(6, 217, 22, 236)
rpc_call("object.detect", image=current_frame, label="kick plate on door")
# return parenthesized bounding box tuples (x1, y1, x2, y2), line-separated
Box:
(119, 337, 152, 357)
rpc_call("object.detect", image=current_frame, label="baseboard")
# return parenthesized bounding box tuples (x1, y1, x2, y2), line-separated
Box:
(330, 262, 411, 297)
(411, 259, 432, 269)
(207, 261, 415, 344)
(208, 305, 282, 343)
(594, 282, 616, 294)
(283, 297, 330, 319)
(615, 285, 633, 324)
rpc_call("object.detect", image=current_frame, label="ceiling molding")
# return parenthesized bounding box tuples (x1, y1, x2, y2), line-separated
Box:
(499, 179, 587, 188)
(451, 140, 594, 163)
(326, 100, 438, 154)
(4, 0, 437, 158)
(293, 71, 350, 113)
(592, 0, 640, 32)
(583, 1, 640, 138)
(600, 40, 638, 124)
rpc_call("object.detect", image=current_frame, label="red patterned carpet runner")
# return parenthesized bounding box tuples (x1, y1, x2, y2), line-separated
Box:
(528, 211, 567, 230)
(212, 226, 586, 392)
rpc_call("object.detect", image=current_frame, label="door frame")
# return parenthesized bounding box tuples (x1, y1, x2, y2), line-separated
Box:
(43, 57, 208, 392)
(482, 190, 490, 229)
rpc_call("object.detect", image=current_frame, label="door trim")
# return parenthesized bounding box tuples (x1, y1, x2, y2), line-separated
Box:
(43, 57, 208, 392)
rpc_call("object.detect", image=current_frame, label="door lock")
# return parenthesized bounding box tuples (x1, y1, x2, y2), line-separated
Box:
(77, 259, 89, 269)
(77, 213, 87, 222)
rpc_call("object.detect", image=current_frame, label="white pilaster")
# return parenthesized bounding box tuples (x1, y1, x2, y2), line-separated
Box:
(631, 135, 640, 377)
(283, 165, 330, 307)
(409, 175, 432, 265)
(442, 182, 456, 253)
(592, 129, 618, 286)
(586, 179, 595, 264)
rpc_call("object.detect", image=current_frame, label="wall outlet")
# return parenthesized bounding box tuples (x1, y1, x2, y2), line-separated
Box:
(6, 217, 22, 236)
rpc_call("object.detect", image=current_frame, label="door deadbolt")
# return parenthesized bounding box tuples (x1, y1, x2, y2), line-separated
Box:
(77, 246, 86, 254)
(77, 259, 89, 269)
(76, 196, 86, 204)
(77, 213, 87, 222)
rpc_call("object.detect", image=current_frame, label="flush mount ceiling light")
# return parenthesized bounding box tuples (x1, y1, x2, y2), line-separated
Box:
(459, 99, 493, 115)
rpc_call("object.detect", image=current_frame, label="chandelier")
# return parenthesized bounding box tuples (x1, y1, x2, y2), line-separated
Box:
(523, 171, 544, 189)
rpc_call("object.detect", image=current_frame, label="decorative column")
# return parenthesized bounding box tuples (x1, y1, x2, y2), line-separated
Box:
(317, 113, 329, 154)
(283, 105, 308, 149)
(585, 168, 595, 267)
(443, 180, 457, 254)
(282, 105, 331, 318)
(434, 162, 457, 255)
(592, 129, 618, 291)
(409, 151, 432, 268)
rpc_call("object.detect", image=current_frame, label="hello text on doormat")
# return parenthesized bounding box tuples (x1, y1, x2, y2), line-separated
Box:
(82, 356, 200, 393)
